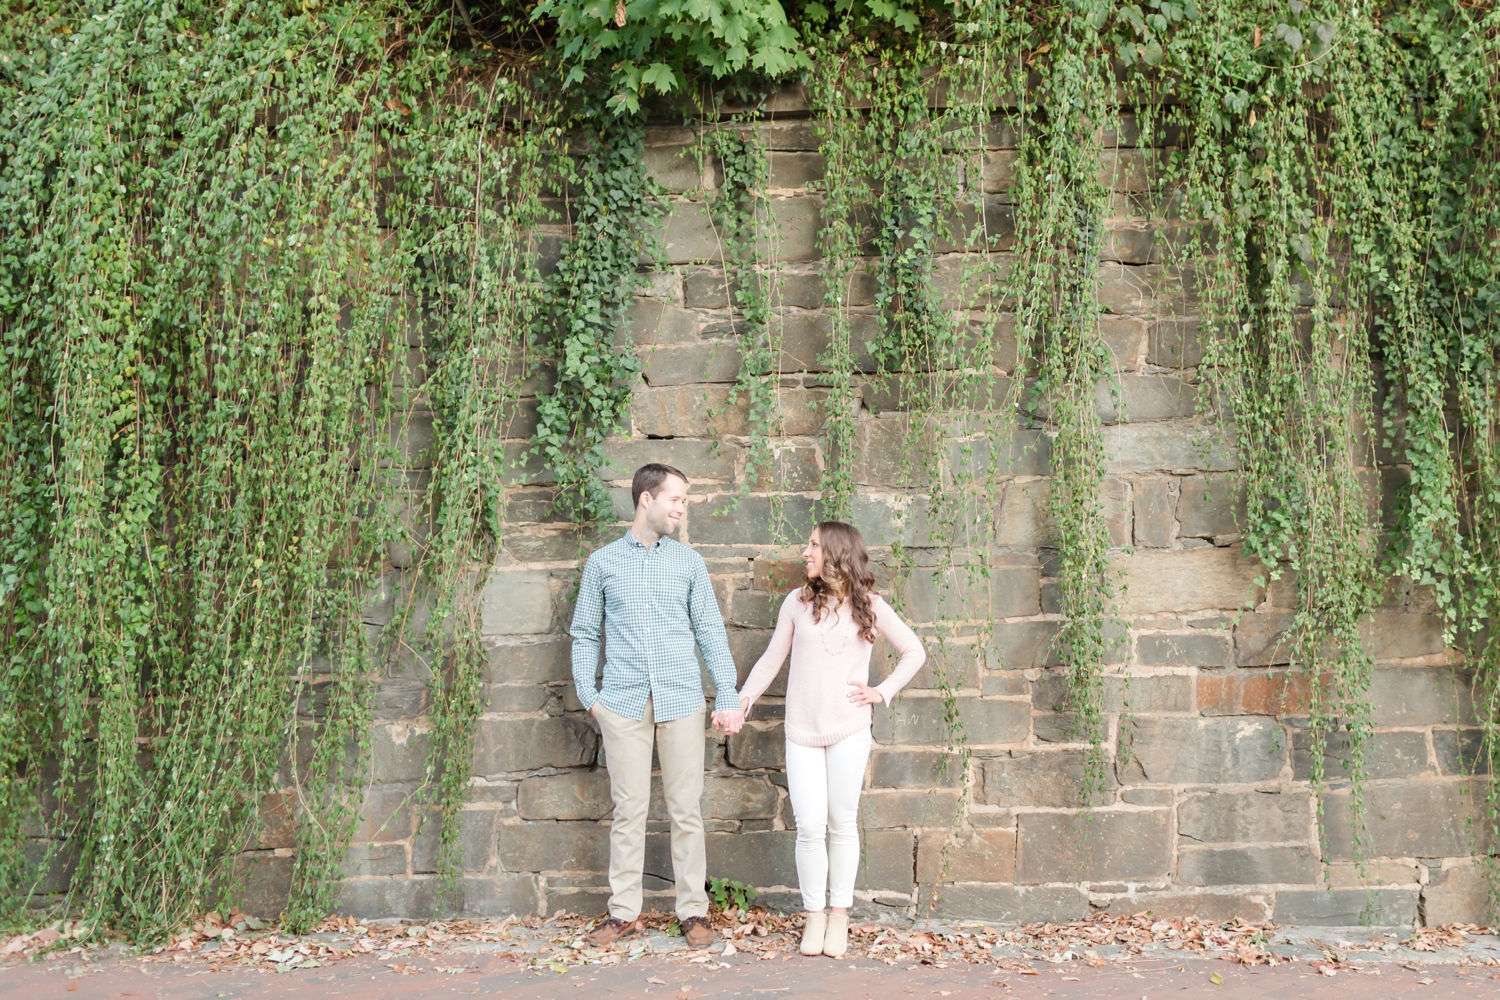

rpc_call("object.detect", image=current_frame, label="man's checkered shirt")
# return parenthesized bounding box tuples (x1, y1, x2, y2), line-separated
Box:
(569, 531, 740, 722)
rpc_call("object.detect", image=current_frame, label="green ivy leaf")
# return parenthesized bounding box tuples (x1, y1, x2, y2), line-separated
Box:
(639, 61, 677, 92)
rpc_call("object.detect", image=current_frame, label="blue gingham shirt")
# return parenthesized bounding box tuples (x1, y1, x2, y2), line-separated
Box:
(570, 531, 740, 722)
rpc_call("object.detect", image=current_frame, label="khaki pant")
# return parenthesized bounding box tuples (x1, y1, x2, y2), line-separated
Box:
(595, 699, 709, 921)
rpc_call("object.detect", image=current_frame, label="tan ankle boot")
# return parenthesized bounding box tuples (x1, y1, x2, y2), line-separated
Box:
(799, 911, 827, 956)
(822, 911, 848, 958)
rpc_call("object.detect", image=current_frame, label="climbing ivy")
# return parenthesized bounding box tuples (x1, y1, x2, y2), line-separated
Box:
(1160, 1, 1387, 852)
(531, 113, 663, 523)
(534, 0, 811, 114)
(403, 91, 554, 894)
(706, 121, 782, 489)
(3, 0, 1499, 943)
(0, 0, 550, 937)
(808, 38, 979, 902)
(1146, 0, 1500, 859)
(808, 44, 866, 524)
(1320, 6, 1500, 833)
(1003, 4, 1121, 803)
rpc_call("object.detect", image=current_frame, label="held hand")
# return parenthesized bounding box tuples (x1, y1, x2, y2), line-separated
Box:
(847, 680, 885, 707)
(712, 709, 746, 734)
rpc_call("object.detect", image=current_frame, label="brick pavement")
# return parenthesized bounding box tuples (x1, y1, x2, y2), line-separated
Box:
(3, 950, 1494, 1000)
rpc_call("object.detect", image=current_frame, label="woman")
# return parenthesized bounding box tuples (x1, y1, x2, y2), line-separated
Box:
(738, 521, 926, 959)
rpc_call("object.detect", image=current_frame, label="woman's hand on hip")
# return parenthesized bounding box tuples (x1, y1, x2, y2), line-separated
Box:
(847, 681, 884, 706)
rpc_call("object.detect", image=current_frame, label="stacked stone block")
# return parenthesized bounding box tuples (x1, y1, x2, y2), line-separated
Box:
(272, 86, 1490, 928)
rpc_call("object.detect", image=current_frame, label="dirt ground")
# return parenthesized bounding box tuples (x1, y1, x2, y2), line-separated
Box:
(3, 944, 1499, 1000)
(6, 911, 1500, 1000)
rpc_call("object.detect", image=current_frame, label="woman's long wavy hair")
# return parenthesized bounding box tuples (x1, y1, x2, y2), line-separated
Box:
(802, 521, 878, 644)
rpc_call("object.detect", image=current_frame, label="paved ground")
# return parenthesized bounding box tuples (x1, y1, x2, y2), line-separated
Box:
(4, 948, 1498, 1000)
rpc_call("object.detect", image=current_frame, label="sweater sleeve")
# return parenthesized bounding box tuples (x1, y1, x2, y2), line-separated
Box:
(737, 591, 798, 712)
(871, 596, 926, 705)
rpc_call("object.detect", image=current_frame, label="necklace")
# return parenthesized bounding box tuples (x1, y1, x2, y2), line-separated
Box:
(817, 597, 851, 657)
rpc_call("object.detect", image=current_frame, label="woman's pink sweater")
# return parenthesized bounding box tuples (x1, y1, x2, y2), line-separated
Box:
(739, 589, 926, 747)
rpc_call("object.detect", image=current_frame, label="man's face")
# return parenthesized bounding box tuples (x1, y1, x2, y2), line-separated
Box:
(641, 474, 689, 536)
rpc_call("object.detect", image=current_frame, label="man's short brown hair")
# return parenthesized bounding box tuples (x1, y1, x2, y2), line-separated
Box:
(632, 463, 688, 509)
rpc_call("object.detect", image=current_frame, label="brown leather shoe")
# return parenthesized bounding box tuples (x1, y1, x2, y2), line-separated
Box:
(585, 916, 640, 946)
(681, 915, 715, 948)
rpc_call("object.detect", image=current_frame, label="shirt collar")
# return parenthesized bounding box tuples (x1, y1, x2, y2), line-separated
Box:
(624, 529, 666, 551)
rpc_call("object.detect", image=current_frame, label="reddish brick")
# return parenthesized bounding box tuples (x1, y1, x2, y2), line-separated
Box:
(753, 557, 806, 592)
(1195, 675, 1233, 715)
(1197, 672, 1309, 717)
(1241, 673, 1310, 715)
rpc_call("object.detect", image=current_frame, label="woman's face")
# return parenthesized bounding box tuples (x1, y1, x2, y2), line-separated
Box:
(802, 529, 824, 581)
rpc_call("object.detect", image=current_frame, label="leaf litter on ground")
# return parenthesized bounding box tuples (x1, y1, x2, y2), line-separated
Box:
(5, 909, 1497, 976)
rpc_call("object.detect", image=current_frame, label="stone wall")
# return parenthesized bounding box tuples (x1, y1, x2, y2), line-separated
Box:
(245, 86, 1492, 927)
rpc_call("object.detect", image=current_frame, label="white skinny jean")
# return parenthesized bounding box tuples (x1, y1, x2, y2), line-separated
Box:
(784, 727, 873, 912)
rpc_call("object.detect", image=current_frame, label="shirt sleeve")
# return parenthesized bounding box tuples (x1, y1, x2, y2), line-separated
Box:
(872, 596, 926, 705)
(569, 554, 605, 712)
(737, 591, 797, 713)
(688, 554, 740, 713)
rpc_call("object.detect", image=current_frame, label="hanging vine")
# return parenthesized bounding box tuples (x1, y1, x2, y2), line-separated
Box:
(1319, 6, 1500, 830)
(2, 0, 1499, 943)
(530, 113, 664, 523)
(0, 0, 551, 936)
(1003, 2, 1121, 801)
(1154, 0, 1401, 857)
(400, 88, 554, 893)
(809, 42, 869, 524)
(807, 29, 999, 906)
(706, 121, 782, 490)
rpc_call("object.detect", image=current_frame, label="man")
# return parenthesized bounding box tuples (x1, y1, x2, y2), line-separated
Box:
(570, 463, 745, 948)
